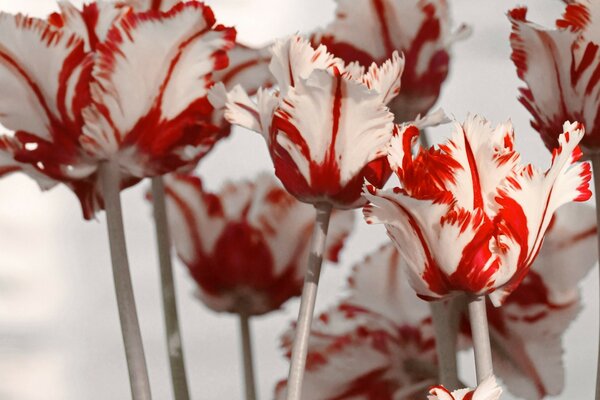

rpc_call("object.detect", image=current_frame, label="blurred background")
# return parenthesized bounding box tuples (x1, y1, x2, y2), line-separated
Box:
(0, 0, 594, 399)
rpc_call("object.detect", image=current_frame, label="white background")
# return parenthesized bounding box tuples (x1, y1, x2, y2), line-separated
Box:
(0, 0, 595, 399)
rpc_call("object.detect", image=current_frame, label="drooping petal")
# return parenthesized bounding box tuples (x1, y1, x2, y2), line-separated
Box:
(491, 121, 592, 304)
(209, 84, 278, 143)
(81, 2, 236, 175)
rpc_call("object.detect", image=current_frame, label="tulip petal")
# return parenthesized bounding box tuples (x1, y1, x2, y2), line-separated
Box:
(82, 2, 235, 174)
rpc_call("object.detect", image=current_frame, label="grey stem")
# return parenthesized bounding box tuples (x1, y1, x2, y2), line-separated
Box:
(591, 154, 600, 400)
(468, 296, 493, 384)
(285, 202, 333, 400)
(151, 176, 190, 400)
(100, 161, 152, 400)
(239, 313, 257, 400)
(430, 301, 460, 390)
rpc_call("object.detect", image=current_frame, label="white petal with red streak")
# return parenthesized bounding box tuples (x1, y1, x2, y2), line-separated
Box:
(83, 4, 234, 155)
(509, 12, 581, 130)
(0, 13, 84, 139)
(444, 115, 520, 213)
(276, 69, 394, 185)
(269, 35, 342, 96)
(496, 123, 590, 272)
(57, 1, 126, 51)
(363, 187, 448, 299)
(361, 51, 404, 105)
(163, 175, 228, 264)
(211, 84, 279, 145)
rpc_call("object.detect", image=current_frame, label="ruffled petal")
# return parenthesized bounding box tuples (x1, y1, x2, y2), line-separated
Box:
(269, 35, 342, 96)
(492, 121, 592, 304)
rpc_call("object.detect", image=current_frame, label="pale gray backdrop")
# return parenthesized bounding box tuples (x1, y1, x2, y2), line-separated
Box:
(0, 0, 593, 399)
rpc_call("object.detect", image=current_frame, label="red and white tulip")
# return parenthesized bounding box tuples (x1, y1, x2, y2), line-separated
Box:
(509, 2, 600, 152)
(162, 172, 354, 315)
(0, 1, 235, 218)
(314, 0, 469, 122)
(213, 35, 404, 209)
(364, 115, 592, 305)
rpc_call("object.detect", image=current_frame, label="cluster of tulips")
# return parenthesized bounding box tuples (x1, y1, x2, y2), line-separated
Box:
(1, 0, 600, 399)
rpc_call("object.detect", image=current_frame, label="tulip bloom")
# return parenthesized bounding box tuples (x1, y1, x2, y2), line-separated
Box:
(213, 34, 403, 209)
(509, 3, 600, 152)
(364, 116, 592, 306)
(162, 173, 354, 316)
(314, 0, 469, 122)
(428, 376, 502, 400)
(0, 1, 236, 218)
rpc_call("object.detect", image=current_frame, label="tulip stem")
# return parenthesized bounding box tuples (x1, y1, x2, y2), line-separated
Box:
(430, 301, 460, 389)
(591, 154, 600, 400)
(151, 176, 190, 400)
(100, 161, 152, 400)
(239, 313, 257, 400)
(285, 202, 333, 400)
(468, 296, 493, 384)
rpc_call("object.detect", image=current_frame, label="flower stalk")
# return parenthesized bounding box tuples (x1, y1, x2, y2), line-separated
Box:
(430, 300, 460, 389)
(285, 202, 333, 400)
(100, 161, 152, 400)
(468, 296, 493, 384)
(151, 176, 190, 400)
(240, 313, 257, 400)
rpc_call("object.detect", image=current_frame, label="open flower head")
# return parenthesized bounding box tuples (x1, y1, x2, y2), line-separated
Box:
(213, 35, 404, 209)
(161, 172, 354, 315)
(314, 0, 469, 122)
(509, 2, 600, 152)
(428, 375, 502, 400)
(364, 115, 592, 305)
(0, 1, 236, 218)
